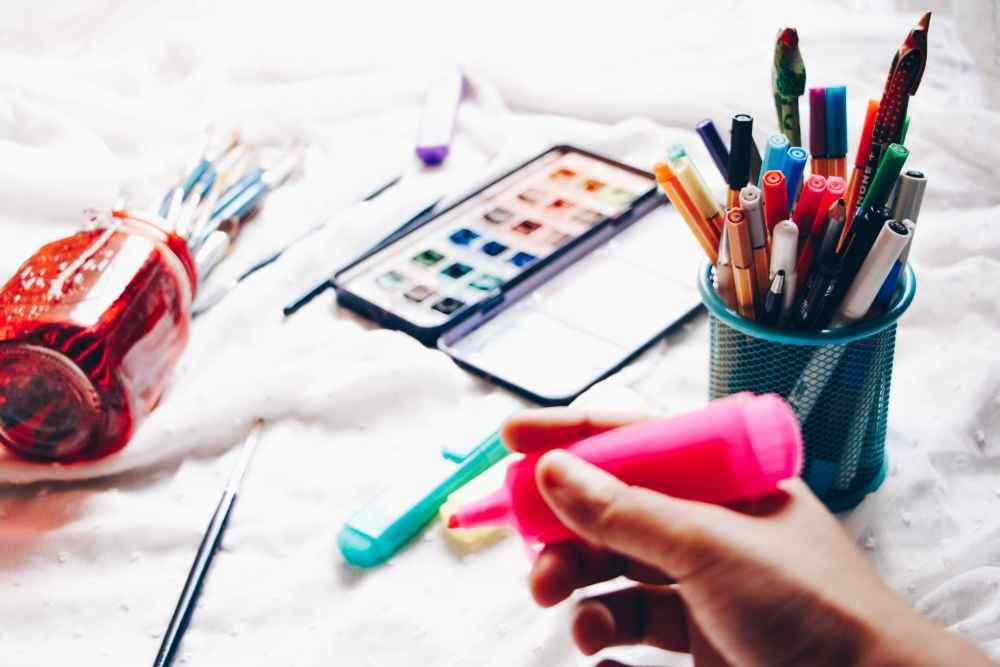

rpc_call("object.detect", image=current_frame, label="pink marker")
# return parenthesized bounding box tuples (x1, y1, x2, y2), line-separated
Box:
(448, 393, 802, 545)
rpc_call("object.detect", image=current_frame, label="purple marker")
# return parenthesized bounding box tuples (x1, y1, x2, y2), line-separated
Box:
(809, 87, 827, 158)
(416, 67, 466, 167)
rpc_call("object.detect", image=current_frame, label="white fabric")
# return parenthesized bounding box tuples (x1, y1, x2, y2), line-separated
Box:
(1, 0, 998, 664)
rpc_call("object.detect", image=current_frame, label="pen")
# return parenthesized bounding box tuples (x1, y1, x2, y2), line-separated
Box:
(795, 178, 846, 281)
(715, 222, 737, 310)
(832, 219, 910, 326)
(760, 270, 786, 326)
(772, 27, 806, 146)
(654, 162, 719, 263)
(759, 134, 790, 187)
(824, 86, 848, 178)
(696, 119, 729, 181)
(727, 114, 754, 209)
(668, 145, 726, 235)
(824, 205, 892, 322)
(855, 12, 930, 208)
(791, 174, 827, 244)
(796, 197, 845, 288)
(726, 207, 758, 320)
(749, 138, 763, 186)
(739, 185, 769, 298)
(873, 170, 926, 307)
(762, 170, 788, 236)
(809, 87, 828, 176)
(791, 238, 843, 330)
(843, 99, 880, 237)
(782, 146, 808, 203)
(769, 219, 799, 319)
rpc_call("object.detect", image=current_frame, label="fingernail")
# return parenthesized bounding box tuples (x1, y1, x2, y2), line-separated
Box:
(537, 450, 617, 523)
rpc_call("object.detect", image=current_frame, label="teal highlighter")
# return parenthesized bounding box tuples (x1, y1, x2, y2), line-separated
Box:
(338, 430, 508, 567)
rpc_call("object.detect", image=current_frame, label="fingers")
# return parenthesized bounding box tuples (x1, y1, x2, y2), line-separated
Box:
(572, 586, 690, 656)
(536, 449, 737, 579)
(529, 541, 672, 607)
(501, 408, 648, 454)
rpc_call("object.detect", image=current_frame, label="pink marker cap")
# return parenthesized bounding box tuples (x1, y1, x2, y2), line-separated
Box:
(742, 393, 803, 484)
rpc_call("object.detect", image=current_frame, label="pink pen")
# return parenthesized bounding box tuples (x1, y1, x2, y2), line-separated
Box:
(449, 393, 803, 546)
(415, 67, 466, 167)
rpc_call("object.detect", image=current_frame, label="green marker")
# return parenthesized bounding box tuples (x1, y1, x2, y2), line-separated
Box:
(338, 430, 508, 567)
(772, 27, 806, 147)
(858, 143, 909, 215)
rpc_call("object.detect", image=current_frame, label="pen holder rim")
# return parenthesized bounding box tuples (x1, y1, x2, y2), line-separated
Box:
(697, 263, 916, 346)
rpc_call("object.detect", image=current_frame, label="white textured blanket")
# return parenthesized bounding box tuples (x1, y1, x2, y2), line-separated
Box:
(1, 1, 998, 664)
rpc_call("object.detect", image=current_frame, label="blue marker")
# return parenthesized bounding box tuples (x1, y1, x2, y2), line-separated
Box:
(824, 86, 848, 163)
(759, 134, 790, 187)
(782, 146, 808, 203)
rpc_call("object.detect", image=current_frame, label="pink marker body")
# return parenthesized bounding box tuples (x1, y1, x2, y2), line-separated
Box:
(450, 393, 803, 545)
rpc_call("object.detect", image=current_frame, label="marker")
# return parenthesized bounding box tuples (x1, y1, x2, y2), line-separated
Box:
(769, 220, 799, 319)
(824, 86, 848, 178)
(760, 271, 786, 326)
(825, 205, 892, 322)
(338, 430, 508, 567)
(668, 145, 725, 235)
(873, 170, 926, 307)
(809, 87, 828, 175)
(796, 178, 846, 280)
(832, 219, 910, 326)
(749, 138, 763, 186)
(416, 67, 465, 167)
(727, 114, 754, 209)
(726, 208, 758, 320)
(696, 119, 730, 181)
(792, 241, 843, 331)
(715, 223, 737, 310)
(450, 394, 802, 545)
(762, 170, 788, 235)
(654, 162, 719, 263)
(759, 134, 790, 187)
(782, 146, 808, 203)
(856, 143, 909, 217)
(843, 99, 880, 237)
(792, 174, 827, 242)
(739, 185, 769, 298)
(772, 27, 806, 146)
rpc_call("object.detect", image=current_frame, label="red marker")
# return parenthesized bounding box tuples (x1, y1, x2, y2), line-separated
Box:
(791, 174, 827, 240)
(762, 170, 788, 235)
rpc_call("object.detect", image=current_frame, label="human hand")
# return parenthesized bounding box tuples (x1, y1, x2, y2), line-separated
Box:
(503, 407, 993, 667)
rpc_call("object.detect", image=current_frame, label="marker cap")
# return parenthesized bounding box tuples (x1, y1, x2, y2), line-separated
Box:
(769, 220, 798, 275)
(739, 185, 766, 248)
(728, 114, 754, 190)
(809, 88, 827, 157)
(835, 218, 910, 324)
(824, 86, 848, 158)
(793, 175, 827, 234)
(858, 143, 909, 214)
(726, 209, 753, 267)
(742, 393, 804, 482)
(782, 147, 808, 201)
(891, 170, 927, 224)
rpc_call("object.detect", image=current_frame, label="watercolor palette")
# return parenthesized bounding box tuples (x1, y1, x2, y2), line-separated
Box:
(337, 147, 654, 329)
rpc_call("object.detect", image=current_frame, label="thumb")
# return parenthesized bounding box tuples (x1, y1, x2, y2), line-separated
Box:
(536, 449, 735, 579)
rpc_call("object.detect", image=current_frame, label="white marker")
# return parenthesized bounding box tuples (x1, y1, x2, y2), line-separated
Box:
(832, 219, 910, 326)
(768, 219, 798, 318)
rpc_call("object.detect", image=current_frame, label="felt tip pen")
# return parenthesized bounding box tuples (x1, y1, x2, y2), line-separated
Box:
(696, 119, 729, 181)
(727, 114, 754, 208)
(416, 67, 466, 167)
(782, 146, 808, 203)
(760, 270, 786, 326)
(796, 197, 845, 288)
(809, 87, 828, 175)
(739, 185, 769, 298)
(715, 223, 737, 310)
(749, 138, 763, 186)
(769, 220, 799, 319)
(873, 169, 926, 308)
(668, 148, 725, 236)
(759, 135, 790, 188)
(832, 219, 910, 326)
(856, 143, 909, 217)
(654, 162, 719, 264)
(824, 86, 848, 178)
(796, 178, 846, 279)
(792, 174, 827, 241)
(762, 170, 788, 235)
(772, 27, 806, 147)
(726, 208, 758, 320)
(449, 393, 803, 546)
(825, 206, 892, 323)
(844, 99, 881, 236)
(338, 430, 508, 567)
(792, 247, 843, 331)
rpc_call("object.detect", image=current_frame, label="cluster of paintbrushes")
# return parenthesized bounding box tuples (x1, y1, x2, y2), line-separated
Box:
(655, 11, 931, 331)
(156, 130, 304, 284)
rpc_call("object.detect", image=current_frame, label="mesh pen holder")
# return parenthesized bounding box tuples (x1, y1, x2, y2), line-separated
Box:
(697, 263, 916, 512)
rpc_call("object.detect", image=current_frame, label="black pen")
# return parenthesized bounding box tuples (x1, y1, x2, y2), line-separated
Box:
(793, 251, 843, 330)
(760, 270, 786, 326)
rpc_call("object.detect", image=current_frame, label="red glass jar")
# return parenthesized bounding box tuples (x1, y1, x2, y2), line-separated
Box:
(0, 210, 196, 462)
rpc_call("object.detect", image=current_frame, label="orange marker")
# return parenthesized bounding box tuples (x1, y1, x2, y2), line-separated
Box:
(725, 208, 758, 320)
(843, 99, 880, 239)
(654, 162, 719, 264)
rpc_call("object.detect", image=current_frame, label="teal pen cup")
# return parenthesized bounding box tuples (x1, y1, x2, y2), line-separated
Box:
(697, 263, 916, 511)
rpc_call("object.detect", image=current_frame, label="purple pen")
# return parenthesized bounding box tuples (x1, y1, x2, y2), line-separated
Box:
(695, 119, 729, 181)
(809, 87, 827, 158)
(416, 67, 466, 167)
